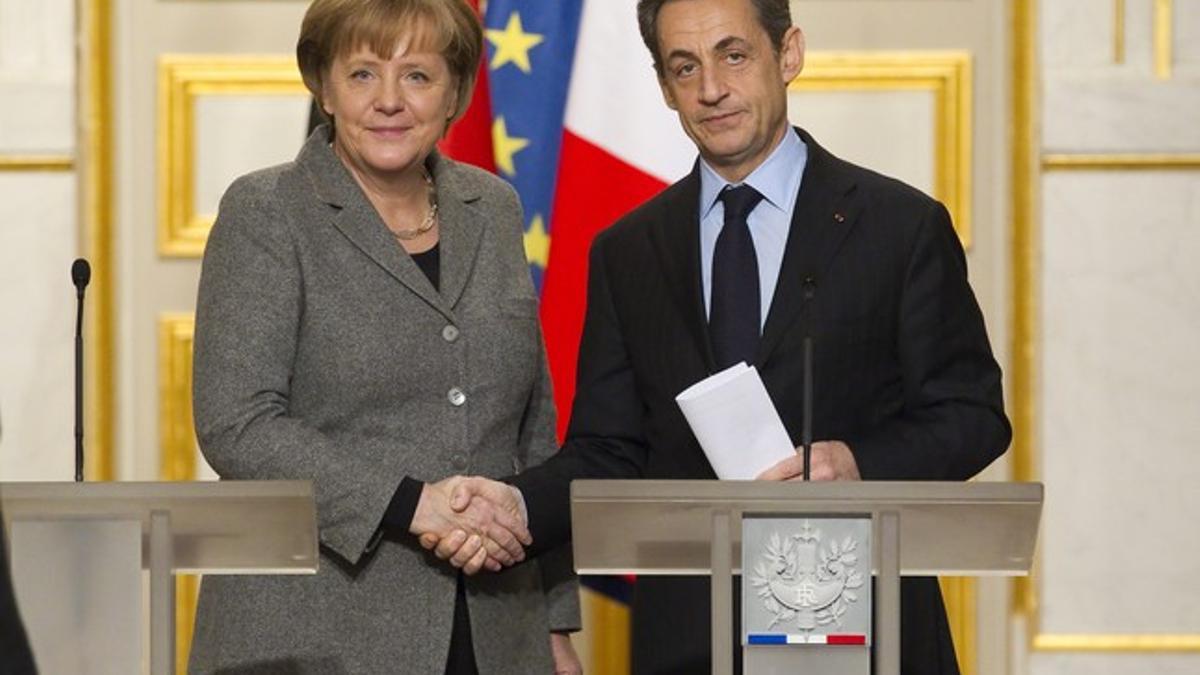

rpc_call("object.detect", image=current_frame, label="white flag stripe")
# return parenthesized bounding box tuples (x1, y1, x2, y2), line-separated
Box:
(564, 0, 696, 183)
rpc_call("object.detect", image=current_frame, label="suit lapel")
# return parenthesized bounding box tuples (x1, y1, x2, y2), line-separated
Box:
(758, 129, 861, 364)
(648, 165, 717, 372)
(428, 152, 484, 310)
(300, 132, 464, 321)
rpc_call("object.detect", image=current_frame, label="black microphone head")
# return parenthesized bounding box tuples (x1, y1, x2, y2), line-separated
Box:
(72, 258, 92, 289)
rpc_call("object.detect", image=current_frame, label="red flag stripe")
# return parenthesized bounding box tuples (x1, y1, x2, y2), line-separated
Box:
(436, 0, 495, 172)
(541, 130, 669, 439)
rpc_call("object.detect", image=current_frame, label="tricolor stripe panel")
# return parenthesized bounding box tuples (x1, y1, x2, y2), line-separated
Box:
(746, 634, 869, 646)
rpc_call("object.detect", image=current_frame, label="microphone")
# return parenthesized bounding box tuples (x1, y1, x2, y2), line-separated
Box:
(72, 258, 91, 482)
(801, 277, 815, 481)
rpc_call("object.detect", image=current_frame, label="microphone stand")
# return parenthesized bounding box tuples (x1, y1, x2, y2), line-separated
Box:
(801, 277, 815, 481)
(72, 258, 91, 482)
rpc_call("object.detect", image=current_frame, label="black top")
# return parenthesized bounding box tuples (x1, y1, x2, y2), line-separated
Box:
(379, 242, 441, 537)
(410, 243, 440, 291)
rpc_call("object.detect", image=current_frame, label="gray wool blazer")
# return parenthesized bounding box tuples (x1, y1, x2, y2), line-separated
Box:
(188, 128, 579, 675)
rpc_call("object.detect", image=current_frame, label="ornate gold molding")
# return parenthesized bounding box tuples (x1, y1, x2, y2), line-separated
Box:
(794, 52, 973, 247)
(0, 156, 74, 171)
(81, 0, 115, 481)
(1011, 0, 1040, 623)
(1114, 0, 1126, 64)
(159, 314, 197, 482)
(1043, 153, 1200, 170)
(1034, 634, 1200, 652)
(1154, 0, 1172, 79)
(939, 577, 976, 675)
(158, 55, 306, 257)
(158, 314, 201, 674)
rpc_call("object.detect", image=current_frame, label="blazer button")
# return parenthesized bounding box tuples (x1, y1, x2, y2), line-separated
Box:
(451, 454, 468, 470)
(447, 387, 466, 406)
(442, 325, 460, 342)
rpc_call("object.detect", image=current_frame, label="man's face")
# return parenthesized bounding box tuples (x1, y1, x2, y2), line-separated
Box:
(655, 0, 804, 182)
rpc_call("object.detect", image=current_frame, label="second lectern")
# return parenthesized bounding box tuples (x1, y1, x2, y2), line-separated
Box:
(570, 480, 1042, 675)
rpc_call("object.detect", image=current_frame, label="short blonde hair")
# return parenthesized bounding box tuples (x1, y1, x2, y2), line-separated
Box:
(297, 0, 482, 122)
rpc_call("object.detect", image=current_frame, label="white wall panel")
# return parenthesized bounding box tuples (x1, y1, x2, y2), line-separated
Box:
(1039, 0, 1112, 67)
(194, 95, 310, 218)
(792, 89, 935, 196)
(1180, 3, 1200, 66)
(0, 0, 75, 153)
(1040, 170, 1200, 633)
(1043, 78, 1200, 153)
(1042, 0, 1200, 153)
(0, 173, 77, 480)
(1031, 1, 1200, 670)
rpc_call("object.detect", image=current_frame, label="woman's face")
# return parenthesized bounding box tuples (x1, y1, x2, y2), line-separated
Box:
(321, 37, 458, 182)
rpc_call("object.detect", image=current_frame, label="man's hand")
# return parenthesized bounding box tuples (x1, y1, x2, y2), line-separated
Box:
(409, 476, 531, 574)
(550, 632, 583, 675)
(756, 440, 862, 481)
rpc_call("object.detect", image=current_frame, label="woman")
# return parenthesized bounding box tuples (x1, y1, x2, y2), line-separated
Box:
(188, 1, 580, 672)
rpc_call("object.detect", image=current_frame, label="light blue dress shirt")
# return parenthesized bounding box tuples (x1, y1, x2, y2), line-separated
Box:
(699, 128, 808, 328)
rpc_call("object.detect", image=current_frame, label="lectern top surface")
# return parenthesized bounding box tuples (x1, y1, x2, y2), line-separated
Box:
(0, 480, 317, 574)
(570, 480, 1043, 576)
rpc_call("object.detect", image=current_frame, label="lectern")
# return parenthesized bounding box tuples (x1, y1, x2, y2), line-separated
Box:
(571, 480, 1042, 675)
(0, 481, 318, 675)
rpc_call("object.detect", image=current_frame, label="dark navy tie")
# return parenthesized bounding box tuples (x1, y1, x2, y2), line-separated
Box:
(710, 184, 765, 369)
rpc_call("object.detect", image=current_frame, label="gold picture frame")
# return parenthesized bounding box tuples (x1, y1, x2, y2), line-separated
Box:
(158, 313, 202, 674)
(157, 55, 307, 257)
(793, 51, 973, 247)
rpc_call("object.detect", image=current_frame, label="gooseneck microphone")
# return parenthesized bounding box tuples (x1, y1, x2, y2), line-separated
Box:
(801, 277, 816, 481)
(72, 258, 91, 482)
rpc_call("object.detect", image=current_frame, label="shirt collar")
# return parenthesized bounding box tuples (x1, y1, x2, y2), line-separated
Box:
(699, 127, 807, 219)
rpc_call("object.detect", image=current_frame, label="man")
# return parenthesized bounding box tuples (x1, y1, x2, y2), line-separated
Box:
(434, 0, 1010, 672)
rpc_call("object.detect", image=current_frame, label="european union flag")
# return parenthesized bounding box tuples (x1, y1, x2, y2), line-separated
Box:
(483, 0, 583, 290)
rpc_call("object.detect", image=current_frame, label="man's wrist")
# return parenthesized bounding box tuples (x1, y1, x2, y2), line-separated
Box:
(509, 484, 529, 527)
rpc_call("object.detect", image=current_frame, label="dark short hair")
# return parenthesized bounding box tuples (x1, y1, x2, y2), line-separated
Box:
(637, 0, 793, 76)
(297, 0, 482, 122)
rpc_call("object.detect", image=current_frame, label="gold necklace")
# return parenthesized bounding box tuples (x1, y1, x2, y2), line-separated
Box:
(391, 169, 438, 241)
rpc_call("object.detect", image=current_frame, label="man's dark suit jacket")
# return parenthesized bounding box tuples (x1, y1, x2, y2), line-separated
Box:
(511, 128, 1011, 674)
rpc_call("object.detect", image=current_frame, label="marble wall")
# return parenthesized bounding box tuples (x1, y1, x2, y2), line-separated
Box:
(0, 0, 78, 480)
(0, 0, 75, 154)
(1027, 0, 1200, 672)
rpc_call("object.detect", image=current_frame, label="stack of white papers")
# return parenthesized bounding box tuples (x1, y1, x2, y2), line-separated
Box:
(674, 362, 796, 480)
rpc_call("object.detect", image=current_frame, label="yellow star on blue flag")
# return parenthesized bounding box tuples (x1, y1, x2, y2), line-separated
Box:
(524, 214, 550, 269)
(491, 116, 530, 177)
(485, 11, 545, 73)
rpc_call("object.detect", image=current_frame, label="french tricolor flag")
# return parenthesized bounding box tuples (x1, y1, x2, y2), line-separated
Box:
(440, 0, 695, 436)
(541, 0, 695, 432)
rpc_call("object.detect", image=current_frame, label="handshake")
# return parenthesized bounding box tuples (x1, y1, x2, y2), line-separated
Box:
(408, 476, 531, 575)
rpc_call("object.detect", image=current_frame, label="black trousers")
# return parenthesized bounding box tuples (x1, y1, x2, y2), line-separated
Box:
(444, 575, 478, 675)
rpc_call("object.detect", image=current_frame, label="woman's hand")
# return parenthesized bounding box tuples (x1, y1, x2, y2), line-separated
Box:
(410, 477, 531, 573)
(550, 632, 582, 675)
